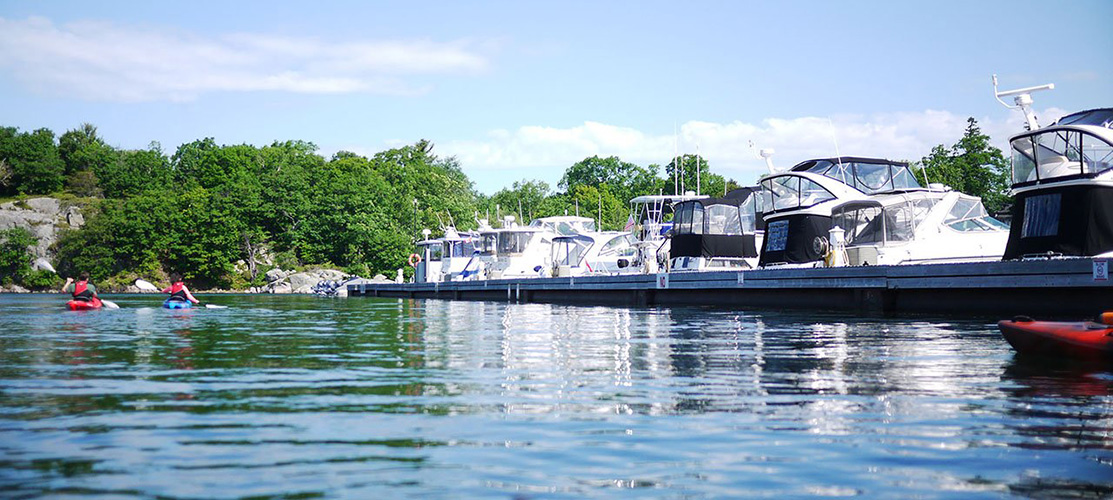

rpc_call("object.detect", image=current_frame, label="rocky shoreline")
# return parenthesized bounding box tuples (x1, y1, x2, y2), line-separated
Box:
(2, 196, 398, 295)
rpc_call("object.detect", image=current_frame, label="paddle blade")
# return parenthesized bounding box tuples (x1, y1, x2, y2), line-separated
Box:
(134, 279, 159, 292)
(204, 304, 228, 309)
(101, 300, 120, 309)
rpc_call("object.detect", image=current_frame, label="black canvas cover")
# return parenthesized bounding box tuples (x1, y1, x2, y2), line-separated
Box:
(671, 233, 758, 259)
(1003, 184, 1113, 259)
(758, 214, 832, 266)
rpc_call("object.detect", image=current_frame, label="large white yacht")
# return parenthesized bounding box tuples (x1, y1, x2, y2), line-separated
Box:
(830, 189, 1009, 266)
(758, 157, 918, 267)
(438, 227, 480, 281)
(669, 187, 766, 271)
(993, 77, 1113, 259)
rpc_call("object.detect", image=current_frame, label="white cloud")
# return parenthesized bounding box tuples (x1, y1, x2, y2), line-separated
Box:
(0, 16, 491, 101)
(440, 109, 1058, 190)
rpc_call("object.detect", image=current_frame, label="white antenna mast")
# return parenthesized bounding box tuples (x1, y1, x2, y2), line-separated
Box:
(673, 122, 679, 195)
(695, 143, 701, 196)
(993, 74, 1055, 131)
(828, 118, 843, 168)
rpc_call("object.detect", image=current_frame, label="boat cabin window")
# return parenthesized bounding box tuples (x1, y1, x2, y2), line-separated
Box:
(497, 232, 535, 255)
(421, 243, 443, 262)
(801, 160, 921, 194)
(443, 239, 476, 258)
(761, 175, 836, 212)
(598, 234, 637, 257)
(706, 204, 744, 235)
(674, 203, 706, 234)
(944, 197, 1008, 232)
(479, 233, 498, 256)
(1011, 129, 1113, 184)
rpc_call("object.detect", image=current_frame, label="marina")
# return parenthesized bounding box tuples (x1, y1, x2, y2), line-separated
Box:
(350, 257, 1113, 317)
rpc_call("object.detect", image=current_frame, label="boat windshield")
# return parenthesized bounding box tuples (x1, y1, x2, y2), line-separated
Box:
(552, 237, 593, 266)
(1010, 129, 1113, 184)
(598, 234, 637, 257)
(530, 218, 597, 235)
(944, 197, 1009, 232)
(799, 160, 921, 194)
(837, 199, 937, 245)
(497, 231, 535, 255)
(761, 175, 837, 212)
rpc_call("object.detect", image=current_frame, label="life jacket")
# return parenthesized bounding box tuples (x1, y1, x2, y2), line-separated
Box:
(73, 280, 94, 301)
(168, 281, 189, 301)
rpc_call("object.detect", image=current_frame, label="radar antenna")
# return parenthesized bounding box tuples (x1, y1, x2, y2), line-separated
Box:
(749, 141, 777, 174)
(993, 74, 1054, 131)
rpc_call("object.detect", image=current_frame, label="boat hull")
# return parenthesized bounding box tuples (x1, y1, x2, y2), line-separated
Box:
(998, 318, 1113, 360)
(66, 298, 103, 310)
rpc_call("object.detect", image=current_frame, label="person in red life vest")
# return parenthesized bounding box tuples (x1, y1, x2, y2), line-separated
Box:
(62, 272, 100, 302)
(162, 273, 200, 305)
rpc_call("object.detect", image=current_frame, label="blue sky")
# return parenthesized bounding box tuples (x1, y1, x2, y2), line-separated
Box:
(1, 1, 1110, 194)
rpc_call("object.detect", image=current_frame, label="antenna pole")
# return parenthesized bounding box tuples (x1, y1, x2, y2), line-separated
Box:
(696, 143, 701, 196)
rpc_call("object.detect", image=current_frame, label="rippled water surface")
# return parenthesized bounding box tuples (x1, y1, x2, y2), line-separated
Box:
(1, 293, 1111, 498)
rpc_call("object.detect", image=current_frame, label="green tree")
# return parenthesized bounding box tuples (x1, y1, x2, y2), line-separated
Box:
(664, 154, 725, 197)
(0, 227, 35, 286)
(96, 144, 171, 198)
(918, 118, 1010, 213)
(0, 127, 65, 195)
(560, 155, 660, 204)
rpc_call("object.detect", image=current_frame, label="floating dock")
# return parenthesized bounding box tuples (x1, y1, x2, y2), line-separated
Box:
(348, 258, 1113, 317)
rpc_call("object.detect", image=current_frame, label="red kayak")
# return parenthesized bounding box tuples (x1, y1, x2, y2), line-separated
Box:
(998, 314, 1113, 360)
(66, 297, 103, 311)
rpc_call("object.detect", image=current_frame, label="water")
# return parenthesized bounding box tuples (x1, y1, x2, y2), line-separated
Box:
(1, 294, 1110, 498)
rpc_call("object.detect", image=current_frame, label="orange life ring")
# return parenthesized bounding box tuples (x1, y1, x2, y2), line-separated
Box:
(408, 253, 422, 267)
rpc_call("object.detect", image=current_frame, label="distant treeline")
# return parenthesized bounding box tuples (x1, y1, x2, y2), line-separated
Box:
(0, 118, 1006, 290)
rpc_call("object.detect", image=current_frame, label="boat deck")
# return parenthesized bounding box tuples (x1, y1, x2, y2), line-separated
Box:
(348, 258, 1113, 317)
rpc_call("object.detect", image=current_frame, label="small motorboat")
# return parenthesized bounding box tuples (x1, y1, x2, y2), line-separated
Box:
(998, 314, 1113, 360)
(66, 297, 103, 311)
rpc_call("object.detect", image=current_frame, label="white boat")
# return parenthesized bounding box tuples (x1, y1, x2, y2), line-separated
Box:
(413, 235, 444, 283)
(669, 187, 766, 271)
(831, 189, 1009, 266)
(529, 215, 597, 236)
(438, 227, 481, 281)
(550, 231, 638, 276)
(477, 217, 555, 279)
(627, 193, 708, 273)
(992, 77, 1113, 258)
(758, 157, 915, 267)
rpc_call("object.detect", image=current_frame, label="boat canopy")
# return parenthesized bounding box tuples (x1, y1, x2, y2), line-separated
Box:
(552, 234, 594, 266)
(1008, 108, 1113, 187)
(833, 194, 1005, 247)
(790, 157, 922, 194)
(670, 187, 762, 259)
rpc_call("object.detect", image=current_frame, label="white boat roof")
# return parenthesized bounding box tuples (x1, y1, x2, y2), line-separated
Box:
(629, 193, 708, 204)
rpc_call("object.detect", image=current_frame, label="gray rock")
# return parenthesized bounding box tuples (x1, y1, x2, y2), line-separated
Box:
(269, 282, 292, 294)
(286, 272, 315, 291)
(292, 285, 314, 294)
(265, 268, 287, 283)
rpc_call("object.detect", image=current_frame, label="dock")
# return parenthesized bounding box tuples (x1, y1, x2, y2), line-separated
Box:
(348, 258, 1113, 317)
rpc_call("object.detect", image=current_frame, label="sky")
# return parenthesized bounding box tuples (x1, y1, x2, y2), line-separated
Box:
(0, 1, 1110, 194)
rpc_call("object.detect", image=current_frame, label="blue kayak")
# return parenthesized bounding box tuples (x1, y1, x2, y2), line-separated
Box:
(163, 299, 193, 309)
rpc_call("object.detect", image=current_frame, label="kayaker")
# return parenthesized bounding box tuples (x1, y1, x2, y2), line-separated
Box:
(162, 273, 200, 305)
(62, 272, 99, 302)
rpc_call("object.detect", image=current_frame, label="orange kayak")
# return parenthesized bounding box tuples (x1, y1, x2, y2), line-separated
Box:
(66, 297, 103, 310)
(998, 316, 1113, 360)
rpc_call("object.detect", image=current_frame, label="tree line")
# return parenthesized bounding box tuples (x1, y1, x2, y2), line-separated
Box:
(0, 119, 1008, 291)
